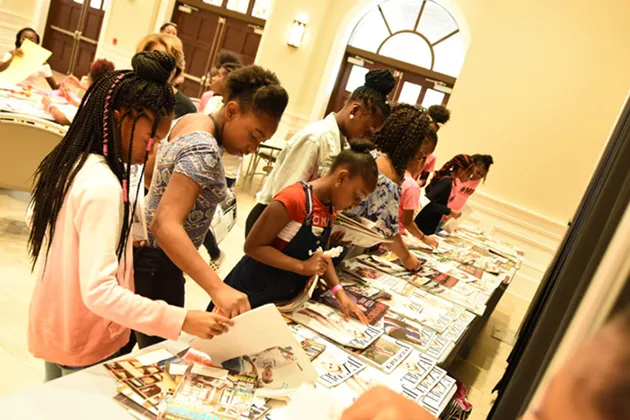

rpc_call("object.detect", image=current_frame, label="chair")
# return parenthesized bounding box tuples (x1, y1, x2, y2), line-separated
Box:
(0, 112, 66, 192)
(241, 143, 283, 192)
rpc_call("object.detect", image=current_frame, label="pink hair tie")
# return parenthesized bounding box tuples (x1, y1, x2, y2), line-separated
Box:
(122, 179, 128, 202)
(331, 284, 344, 296)
(146, 137, 154, 152)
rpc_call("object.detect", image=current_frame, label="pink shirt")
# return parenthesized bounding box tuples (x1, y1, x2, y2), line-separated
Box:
(399, 173, 421, 233)
(28, 154, 187, 367)
(448, 178, 481, 211)
(418, 153, 436, 187)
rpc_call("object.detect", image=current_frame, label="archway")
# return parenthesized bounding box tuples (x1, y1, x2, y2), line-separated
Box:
(311, 0, 471, 121)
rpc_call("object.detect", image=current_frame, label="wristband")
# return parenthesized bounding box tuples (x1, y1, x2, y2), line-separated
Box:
(331, 284, 344, 296)
(44, 103, 53, 113)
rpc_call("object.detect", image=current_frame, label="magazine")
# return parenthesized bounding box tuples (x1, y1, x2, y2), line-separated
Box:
(379, 351, 436, 402)
(457, 263, 484, 279)
(191, 304, 317, 398)
(275, 275, 320, 313)
(421, 374, 457, 413)
(291, 324, 367, 388)
(424, 335, 453, 361)
(356, 335, 413, 374)
(286, 301, 383, 349)
(300, 339, 326, 362)
(332, 214, 393, 248)
(160, 364, 256, 420)
(345, 283, 393, 303)
(312, 287, 389, 325)
(114, 392, 157, 420)
(382, 314, 436, 351)
(343, 259, 411, 295)
(355, 254, 407, 275)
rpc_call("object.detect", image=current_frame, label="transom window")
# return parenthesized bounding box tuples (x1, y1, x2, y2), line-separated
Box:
(349, 0, 464, 77)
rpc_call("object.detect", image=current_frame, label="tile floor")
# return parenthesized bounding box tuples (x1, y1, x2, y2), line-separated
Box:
(0, 187, 528, 419)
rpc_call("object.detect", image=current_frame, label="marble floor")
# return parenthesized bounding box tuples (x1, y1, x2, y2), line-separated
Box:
(0, 186, 528, 419)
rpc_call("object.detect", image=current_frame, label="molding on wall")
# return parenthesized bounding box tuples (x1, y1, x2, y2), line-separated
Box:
(0, 9, 31, 53)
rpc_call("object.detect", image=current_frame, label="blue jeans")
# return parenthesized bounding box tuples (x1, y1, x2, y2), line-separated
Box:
(44, 350, 120, 382)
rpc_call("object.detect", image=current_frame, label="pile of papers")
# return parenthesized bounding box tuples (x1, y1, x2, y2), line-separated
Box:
(331, 214, 393, 248)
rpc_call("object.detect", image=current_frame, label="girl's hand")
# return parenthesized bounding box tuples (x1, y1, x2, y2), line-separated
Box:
(422, 235, 439, 249)
(41, 95, 51, 107)
(182, 310, 234, 339)
(450, 210, 462, 219)
(300, 253, 331, 276)
(402, 252, 421, 271)
(330, 231, 350, 247)
(212, 283, 251, 318)
(11, 49, 23, 58)
(337, 290, 368, 324)
(341, 386, 435, 420)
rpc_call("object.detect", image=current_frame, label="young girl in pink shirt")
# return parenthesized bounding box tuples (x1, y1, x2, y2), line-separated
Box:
(27, 51, 232, 381)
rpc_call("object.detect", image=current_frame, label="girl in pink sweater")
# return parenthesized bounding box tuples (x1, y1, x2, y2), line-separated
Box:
(27, 51, 233, 382)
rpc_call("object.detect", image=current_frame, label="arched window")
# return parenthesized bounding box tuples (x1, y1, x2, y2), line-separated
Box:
(348, 0, 464, 78)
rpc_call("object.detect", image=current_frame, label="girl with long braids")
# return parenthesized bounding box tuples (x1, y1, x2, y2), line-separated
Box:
(133, 65, 289, 349)
(413, 154, 476, 235)
(27, 51, 233, 382)
(245, 69, 397, 237)
(346, 104, 437, 271)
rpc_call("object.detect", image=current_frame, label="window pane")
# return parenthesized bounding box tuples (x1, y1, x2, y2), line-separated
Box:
(379, 33, 432, 69)
(89, 0, 100, 8)
(398, 81, 422, 105)
(252, 0, 272, 19)
(202, 0, 223, 6)
(346, 65, 369, 92)
(348, 7, 390, 53)
(72, 0, 84, 4)
(421, 89, 445, 107)
(417, 0, 458, 44)
(226, 0, 249, 13)
(379, 0, 423, 34)
(432, 32, 464, 77)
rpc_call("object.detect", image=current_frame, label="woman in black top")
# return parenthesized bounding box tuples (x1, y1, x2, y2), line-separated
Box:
(414, 154, 473, 235)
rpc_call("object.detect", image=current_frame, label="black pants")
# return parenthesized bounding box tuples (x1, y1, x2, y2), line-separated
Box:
(245, 203, 268, 238)
(131, 247, 186, 350)
(202, 230, 221, 260)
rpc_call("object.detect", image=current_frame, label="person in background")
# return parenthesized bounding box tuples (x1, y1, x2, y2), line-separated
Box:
(198, 52, 242, 112)
(245, 69, 397, 237)
(0, 27, 59, 90)
(132, 65, 289, 349)
(27, 51, 231, 382)
(447, 154, 494, 212)
(343, 306, 630, 420)
(136, 33, 196, 118)
(200, 57, 243, 270)
(209, 141, 377, 318)
(417, 104, 451, 187)
(160, 22, 178, 37)
(42, 58, 115, 126)
(413, 154, 473, 235)
(346, 104, 436, 271)
(398, 132, 439, 248)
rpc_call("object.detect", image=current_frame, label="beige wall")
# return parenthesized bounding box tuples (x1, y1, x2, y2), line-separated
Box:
(260, 0, 630, 224)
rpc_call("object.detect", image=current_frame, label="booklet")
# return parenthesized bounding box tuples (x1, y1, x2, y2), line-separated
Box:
(160, 364, 256, 420)
(291, 324, 367, 388)
(191, 304, 317, 398)
(332, 214, 393, 248)
(355, 254, 407, 275)
(312, 286, 389, 325)
(286, 301, 383, 349)
(356, 335, 413, 374)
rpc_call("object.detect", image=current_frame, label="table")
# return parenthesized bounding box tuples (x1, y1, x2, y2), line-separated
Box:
(0, 340, 190, 420)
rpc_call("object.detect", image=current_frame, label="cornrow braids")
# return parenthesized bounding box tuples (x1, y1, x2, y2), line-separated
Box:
(348, 69, 396, 119)
(427, 154, 474, 193)
(373, 103, 434, 179)
(28, 51, 176, 269)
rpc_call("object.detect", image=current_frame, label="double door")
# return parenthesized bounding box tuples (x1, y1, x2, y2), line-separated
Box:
(172, 2, 263, 98)
(42, 0, 106, 76)
(327, 53, 453, 114)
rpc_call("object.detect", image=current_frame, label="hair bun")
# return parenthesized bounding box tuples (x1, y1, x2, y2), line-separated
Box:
(349, 138, 375, 154)
(131, 51, 175, 84)
(364, 69, 396, 96)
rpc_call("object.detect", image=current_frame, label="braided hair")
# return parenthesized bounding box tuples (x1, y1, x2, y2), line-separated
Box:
(15, 27, 39, 48)
(373, 103, 434, 179)
(348, 69, 396, 119)
(330, 139, 378, 190)
(225, 65, 289, 120)
(28, 51, 176, 269)
(427, 154, 474, 194)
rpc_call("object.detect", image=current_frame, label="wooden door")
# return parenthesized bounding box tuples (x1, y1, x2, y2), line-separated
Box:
(42, 0, 106, 76)
(392, 71, 451, 108)
(172, 2, 264, 98)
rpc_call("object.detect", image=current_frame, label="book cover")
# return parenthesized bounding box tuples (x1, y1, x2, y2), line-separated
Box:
(192, 305, 317, 398)
(286, 301, 383, 349)
(160, 365, 255, 420)
(312, 287, 389, 326)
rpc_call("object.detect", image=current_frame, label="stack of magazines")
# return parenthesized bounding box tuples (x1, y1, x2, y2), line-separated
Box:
(331, 214, 393, 248)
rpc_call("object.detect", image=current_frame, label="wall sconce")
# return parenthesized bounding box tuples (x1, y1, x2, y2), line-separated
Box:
(288, 17, 307, 48)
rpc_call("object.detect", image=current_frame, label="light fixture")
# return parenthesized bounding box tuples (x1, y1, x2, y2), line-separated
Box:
(288, 16, 307, 48)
